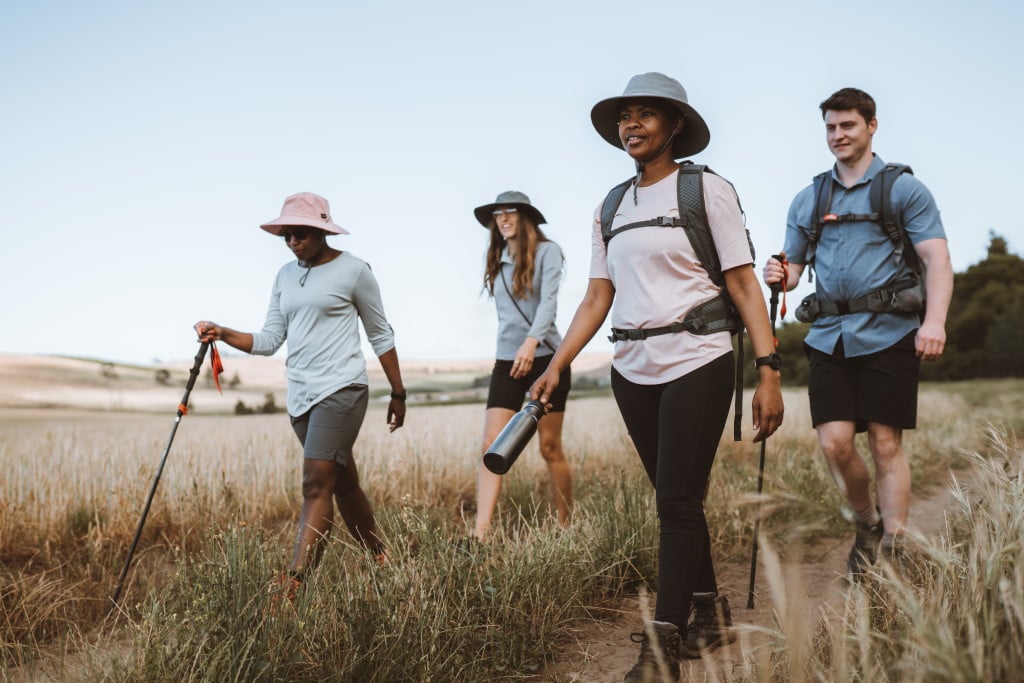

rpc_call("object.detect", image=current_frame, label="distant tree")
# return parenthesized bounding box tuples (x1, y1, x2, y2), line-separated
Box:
(923, 231, 1024, 380)
(101, 362, 118, 379)
(234, 400, 254, 415)
(229, 372, 241, 389)
(155, 368, 171, 385)
(260, 393, 280, 414)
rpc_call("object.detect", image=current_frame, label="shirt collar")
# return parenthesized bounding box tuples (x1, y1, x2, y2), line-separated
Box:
(500, 246, 514, 265)
(830, 153, 885, 188)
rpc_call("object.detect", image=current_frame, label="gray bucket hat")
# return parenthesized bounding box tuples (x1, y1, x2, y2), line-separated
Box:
(473, 190, 547, 228)
(590, 72, 710, 159)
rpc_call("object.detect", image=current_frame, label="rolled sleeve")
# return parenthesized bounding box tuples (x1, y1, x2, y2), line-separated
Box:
(251, 276, 287, 356)
(353, 264, 396, 357)
(527, 243, 563, 340)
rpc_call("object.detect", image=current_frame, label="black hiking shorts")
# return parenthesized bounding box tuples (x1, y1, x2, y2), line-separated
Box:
(805, 331, 920, 433)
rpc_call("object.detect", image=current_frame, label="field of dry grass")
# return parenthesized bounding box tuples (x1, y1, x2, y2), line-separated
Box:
(1, 353, 1022, 681)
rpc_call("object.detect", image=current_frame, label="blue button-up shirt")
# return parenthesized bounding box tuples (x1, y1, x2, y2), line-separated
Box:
(784, 155, 946, 357)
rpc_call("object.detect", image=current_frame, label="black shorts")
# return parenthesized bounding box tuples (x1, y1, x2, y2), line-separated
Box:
(806, 331, 920, 432)
(487, 354, 571, 413)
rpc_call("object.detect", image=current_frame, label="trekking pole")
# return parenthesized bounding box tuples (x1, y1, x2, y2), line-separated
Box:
(111, 341, 218, 607)
(747, 255, 786, 610)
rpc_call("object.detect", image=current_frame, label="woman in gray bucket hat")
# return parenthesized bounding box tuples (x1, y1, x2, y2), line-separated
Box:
(530, 73, 784, 681)
(471, 190, 572, 542)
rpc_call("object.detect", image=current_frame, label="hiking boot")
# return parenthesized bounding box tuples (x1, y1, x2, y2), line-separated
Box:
(846, 519, 884, 579)
(623, 621, 681, 682)
(682, 592, 735, 658)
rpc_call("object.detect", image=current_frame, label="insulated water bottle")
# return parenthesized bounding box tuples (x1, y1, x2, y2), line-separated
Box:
(482, 400, 544, 475)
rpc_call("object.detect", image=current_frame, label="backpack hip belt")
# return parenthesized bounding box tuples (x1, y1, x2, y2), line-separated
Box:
(608, 295, 738, 342)
(795, 276, 926, 323)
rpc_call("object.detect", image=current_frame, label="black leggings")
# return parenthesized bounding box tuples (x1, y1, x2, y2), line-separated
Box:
(611, 352, 734, 629)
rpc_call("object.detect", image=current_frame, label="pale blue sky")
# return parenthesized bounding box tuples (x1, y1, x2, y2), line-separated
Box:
(2, 1, 1020, 366)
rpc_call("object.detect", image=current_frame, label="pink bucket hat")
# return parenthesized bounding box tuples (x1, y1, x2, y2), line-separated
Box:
(260, 192, 349, 235)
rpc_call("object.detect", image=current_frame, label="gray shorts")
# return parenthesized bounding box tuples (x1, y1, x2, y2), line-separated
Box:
(290, 384, 369, 465)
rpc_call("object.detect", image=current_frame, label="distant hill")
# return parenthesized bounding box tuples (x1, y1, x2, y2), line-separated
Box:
(0, 352, 612, 413)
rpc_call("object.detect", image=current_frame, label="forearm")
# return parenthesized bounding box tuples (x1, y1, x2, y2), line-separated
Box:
(922, 245, 953, 327)
(377, 347, 405, 395)
(220, 328, 254, 353)
(725, 268, 776, 358)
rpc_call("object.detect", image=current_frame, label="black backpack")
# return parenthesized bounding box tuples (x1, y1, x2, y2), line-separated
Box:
(600, 162, 756, 439)
(795, 163, 926, 322)
(807, 163, 924, 281)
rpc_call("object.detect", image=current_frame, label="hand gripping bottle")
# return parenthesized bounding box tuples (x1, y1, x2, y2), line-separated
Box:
(482, 400, 545, 475)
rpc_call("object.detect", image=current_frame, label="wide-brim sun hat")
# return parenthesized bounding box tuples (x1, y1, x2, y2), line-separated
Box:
(590, 72, 711, 159)
(473, 190, 547, 228)
(260, 191, 349, 235)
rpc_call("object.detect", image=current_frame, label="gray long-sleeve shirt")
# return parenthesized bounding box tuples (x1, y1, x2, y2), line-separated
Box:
(251, 252, 395, 416)
(492, 241, 563, 360)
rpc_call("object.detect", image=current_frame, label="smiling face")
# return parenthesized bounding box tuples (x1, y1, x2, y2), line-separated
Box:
(824, 109, 876, 166)
(492, 206, 520, 241)
(617, 99, 682, 164)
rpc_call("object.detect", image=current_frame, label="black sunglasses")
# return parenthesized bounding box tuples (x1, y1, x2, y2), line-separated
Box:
(281, 227, 314, 242)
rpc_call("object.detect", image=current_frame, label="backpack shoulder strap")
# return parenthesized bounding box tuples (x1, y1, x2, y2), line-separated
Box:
(676, 163, 726, 288)
(869, 163, 923, 275)
(600, 178, 634, 245)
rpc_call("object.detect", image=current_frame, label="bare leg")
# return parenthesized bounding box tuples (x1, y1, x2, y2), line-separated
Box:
(474, 407, 516, 541)
(536, 412, 571, 527)
(334, 455, 383, 553)
(867, 423, 909, 535)
(816, 420, 873, 513)
(291, 458, 338, 575)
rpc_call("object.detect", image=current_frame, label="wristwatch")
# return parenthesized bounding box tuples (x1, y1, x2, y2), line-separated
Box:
(390, 390, 408, 401)
(754, 353, 783, 371)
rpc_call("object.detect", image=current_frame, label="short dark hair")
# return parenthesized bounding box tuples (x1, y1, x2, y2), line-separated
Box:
(819, 88, 876, 124)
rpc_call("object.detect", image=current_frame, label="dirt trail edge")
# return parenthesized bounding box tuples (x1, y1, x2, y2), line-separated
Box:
(533, 473, 963, 683)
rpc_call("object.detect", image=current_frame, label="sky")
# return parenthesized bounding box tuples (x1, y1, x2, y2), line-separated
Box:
(1, 1, 1021, 367)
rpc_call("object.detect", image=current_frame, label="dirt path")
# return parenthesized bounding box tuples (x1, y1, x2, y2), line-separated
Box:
(533, 472, 962, 682)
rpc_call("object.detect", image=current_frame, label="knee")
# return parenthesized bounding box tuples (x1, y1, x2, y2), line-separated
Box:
(656, 496, 704, 525)
(538, 434, 565, 464)
(301, 468, 335, 499)
(869, 430, 902, 461)
(819, 434, 856, 463)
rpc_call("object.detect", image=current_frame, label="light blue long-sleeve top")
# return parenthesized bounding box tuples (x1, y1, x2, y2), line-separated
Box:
(492, 241, 564, 360)
(251, 252, 395, 416)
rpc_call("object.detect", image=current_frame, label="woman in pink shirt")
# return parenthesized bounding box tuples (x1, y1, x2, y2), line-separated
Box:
(531, 73, 784, 682)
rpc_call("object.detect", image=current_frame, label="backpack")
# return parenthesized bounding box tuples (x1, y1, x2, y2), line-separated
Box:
(600, 162, 756, 439)
(795, 163, 927, 322)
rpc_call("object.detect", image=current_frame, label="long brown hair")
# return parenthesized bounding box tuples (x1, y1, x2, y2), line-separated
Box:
(483, 213, 550, 299)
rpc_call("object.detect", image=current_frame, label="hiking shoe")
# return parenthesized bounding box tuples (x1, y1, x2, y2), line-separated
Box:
(267, 572, 302, 616)
(623, 621, 681, 682)
(847, 519, 884, 579)
(682, 592, 735, 658)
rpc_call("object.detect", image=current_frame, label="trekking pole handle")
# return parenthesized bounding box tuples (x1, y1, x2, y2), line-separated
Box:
(177, 342, 209, 417)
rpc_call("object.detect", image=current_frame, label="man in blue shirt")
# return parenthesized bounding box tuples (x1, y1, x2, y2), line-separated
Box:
(763, 88, 953, 577)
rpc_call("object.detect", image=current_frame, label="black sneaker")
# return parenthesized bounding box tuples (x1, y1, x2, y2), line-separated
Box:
(682, 592, 735, 658)
(847, 519, 884, 579)
(623, 621, 681, 682)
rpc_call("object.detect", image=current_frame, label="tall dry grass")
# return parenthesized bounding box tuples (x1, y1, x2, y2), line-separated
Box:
(1, 379, 1022, 680)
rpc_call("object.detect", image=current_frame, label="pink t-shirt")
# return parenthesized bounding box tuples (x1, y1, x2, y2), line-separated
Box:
(590, 169, 753, 385)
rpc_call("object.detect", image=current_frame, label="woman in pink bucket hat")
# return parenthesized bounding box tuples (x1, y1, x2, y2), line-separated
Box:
(530, 73, 785, 681)
(195, 191, 408, 601)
